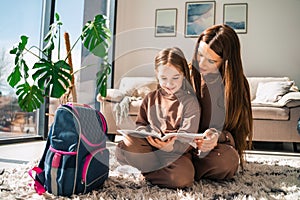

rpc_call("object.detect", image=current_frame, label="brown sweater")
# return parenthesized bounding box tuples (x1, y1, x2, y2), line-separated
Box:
(136, 88, 200, 152)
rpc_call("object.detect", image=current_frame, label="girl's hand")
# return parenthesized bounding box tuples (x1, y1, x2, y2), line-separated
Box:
(195, 128, 219, 152)
(146, 136, 176, 152)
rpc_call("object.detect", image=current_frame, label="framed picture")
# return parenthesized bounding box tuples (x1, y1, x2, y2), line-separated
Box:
(223, 3, 248, 34)
(155, 8, 177, 37)
(185, 1, 215, 38)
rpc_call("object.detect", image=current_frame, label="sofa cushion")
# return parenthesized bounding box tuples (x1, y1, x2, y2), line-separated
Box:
(132, 84, 157, 98)
(278, 92, 300, 107)
(252, 106, 289, 120)
(129, 99, 143, 115)
(252, 81, 294, 103)
(106, 89, 125, 102)
(251, 91, 300, 107)
(96, 89, 125, 102)
(118, 77, 157, 96)
(247, 77, 290, 101)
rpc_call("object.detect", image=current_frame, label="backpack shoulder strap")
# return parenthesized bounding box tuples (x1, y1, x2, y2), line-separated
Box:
(28, 167, 46, 195)
(28, 126, 52, 195)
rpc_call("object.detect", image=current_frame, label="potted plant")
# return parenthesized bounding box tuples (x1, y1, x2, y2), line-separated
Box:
(7, 13, 111, 112)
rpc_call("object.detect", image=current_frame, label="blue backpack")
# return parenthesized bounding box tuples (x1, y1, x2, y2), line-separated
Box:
(29, 103, 109, 196)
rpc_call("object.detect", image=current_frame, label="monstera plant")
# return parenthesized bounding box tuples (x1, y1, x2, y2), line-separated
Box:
(7, 13, 111, 112)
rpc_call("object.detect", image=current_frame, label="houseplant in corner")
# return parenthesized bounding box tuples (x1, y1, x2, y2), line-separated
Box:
(7, 13, 111, 112)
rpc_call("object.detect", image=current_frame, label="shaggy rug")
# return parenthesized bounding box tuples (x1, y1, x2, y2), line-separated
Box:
(0, 142, 299, 200)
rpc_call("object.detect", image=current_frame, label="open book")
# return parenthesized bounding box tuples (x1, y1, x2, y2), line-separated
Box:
(117, 129, 204, 143)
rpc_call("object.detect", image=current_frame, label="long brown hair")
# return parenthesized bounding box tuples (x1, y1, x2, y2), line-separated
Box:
(191, 24, 253, 168)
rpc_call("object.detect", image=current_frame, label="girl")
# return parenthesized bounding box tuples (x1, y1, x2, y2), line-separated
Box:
(115, 47, 200, 188)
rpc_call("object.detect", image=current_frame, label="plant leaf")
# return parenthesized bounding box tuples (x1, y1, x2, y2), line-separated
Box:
(43, 13, 62, 55)
(7, 36, 29, 87)
(7, 67, 21, 88)
(16, 82, 44, 112)
(9, 35, 29, 61)
(32, 59, 72, 98)
(96, 61, 111, 97)
(82, 14, 111, 58)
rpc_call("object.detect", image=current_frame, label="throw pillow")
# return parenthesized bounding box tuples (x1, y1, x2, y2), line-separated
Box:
(252, 81, 294, 103)
(105, 89, 125, 102)
(118, 77, 157, 96)
(132, 82, 158, 98)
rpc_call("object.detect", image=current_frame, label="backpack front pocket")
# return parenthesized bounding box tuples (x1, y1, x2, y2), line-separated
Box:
(44, 146, 77, 196)
(80, 148, 109, 193)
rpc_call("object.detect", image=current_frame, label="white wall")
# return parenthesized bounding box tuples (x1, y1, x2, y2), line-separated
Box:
(114, 0, 300, 87)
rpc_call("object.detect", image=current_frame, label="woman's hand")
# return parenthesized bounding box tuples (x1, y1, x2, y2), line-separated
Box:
(146, 136, 176, 152)
(194, 128, 219, 152)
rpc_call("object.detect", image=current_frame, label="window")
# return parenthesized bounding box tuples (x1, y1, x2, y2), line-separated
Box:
(0, 0, 84, 141)
(0, 0, 114, 142)
(0, 0, 43, 140)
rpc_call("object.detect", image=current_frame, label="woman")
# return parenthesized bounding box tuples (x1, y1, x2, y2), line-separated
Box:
(191, 24, 253, 180)
(115, 47, 200, 188)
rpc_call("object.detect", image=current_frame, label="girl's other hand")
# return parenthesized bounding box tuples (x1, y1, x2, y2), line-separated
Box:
(146, 136, 176, 152)
(194, 137, 204, 150)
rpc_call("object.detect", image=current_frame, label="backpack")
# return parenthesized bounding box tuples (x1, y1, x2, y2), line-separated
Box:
(29, 103, 109, 196)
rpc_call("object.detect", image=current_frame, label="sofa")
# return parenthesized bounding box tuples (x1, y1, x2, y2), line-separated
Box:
(247, 77, 300, 144)
(97, 76, 300, 147)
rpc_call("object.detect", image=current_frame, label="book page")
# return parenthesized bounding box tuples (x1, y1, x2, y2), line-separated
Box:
(117, 129, 162, 139)
(117, 130, 203, 143)
(162, 132, 204, 142)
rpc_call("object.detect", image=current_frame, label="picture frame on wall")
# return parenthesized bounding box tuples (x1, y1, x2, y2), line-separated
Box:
(185, 1, 215, 38)
(155, 8, 177, 37)
(223, 3, 248, 34)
